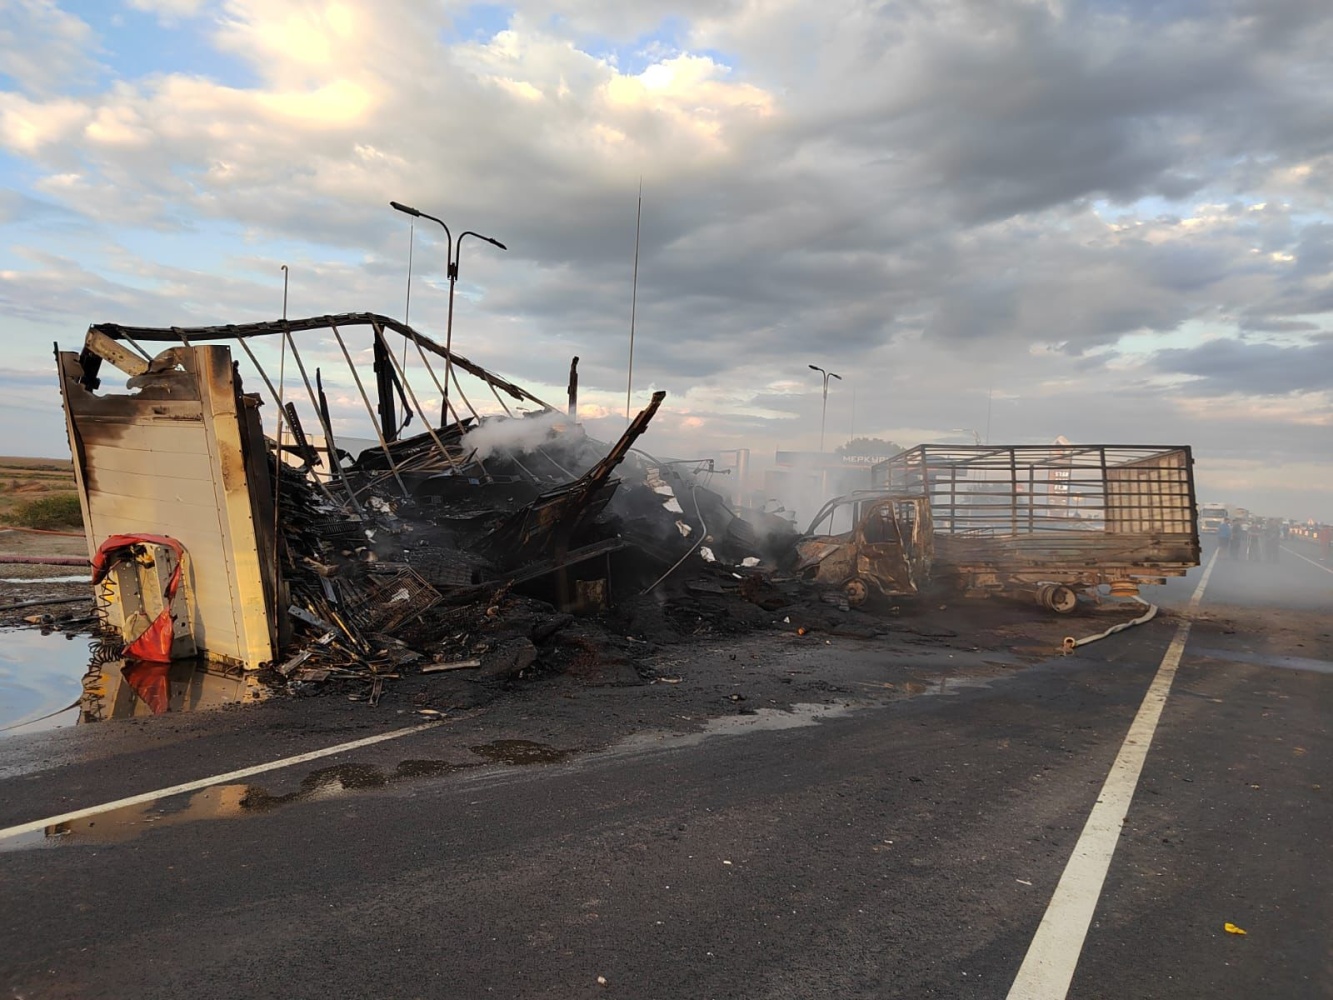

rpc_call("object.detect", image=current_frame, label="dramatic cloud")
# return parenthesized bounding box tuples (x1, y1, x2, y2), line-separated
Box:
(1, 0, 1332, 519)
(1154, 338, 1333, 394)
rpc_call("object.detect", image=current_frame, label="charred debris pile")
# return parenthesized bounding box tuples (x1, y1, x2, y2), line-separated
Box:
(268, 390, 811, 700)
(60, 313, 840, 704)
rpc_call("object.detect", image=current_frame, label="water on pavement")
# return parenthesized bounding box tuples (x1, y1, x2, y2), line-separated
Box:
(0, 631, 261, 737)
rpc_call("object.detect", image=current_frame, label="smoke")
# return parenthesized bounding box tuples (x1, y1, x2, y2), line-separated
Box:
(460, 411, 576, 460)
(757, 452, 874, 535)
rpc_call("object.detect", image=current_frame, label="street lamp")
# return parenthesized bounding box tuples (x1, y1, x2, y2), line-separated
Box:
(950, 428, 982, 446)
(390, 201, 506, 425)
(808, 364, 842, 452)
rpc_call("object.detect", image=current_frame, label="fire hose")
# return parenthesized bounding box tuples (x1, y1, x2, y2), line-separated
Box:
(1061, 596, 1158, 655)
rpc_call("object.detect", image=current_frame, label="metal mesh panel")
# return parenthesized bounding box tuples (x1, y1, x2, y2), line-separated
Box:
(344, 566, 442, 633)
(873, 445, 1196, 539)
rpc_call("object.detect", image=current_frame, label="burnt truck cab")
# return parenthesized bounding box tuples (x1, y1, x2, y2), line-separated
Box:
(793, 491, 933, 607)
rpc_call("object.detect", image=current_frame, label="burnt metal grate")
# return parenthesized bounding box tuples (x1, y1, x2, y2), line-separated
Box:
(344, 566, 443, 633)
(309, 518, 370, 545)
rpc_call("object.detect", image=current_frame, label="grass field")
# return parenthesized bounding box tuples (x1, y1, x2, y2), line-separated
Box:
(0, 456, 80, 529)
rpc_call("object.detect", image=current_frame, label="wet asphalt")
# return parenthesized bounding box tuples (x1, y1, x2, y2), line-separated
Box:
(0, 538, 1329, 999)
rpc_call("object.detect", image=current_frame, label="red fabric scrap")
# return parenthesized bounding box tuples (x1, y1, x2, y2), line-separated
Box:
(91, 534, 186, 664)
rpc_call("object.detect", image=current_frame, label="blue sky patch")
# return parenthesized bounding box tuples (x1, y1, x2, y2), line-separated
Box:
(60, 1, 258, 90)
(441, 3, 514, 45)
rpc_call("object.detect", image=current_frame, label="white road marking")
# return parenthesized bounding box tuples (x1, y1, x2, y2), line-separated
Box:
(1006, 549, 1218, 1000)
(0, 721, 441, 841)
(1281, 545, 1333, 576)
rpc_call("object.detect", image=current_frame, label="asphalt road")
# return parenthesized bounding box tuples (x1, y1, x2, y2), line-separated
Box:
(0, 544, 1329, 999)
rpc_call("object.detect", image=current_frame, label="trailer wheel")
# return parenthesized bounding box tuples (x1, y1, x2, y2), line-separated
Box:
(1036, 583, 1079, 614)
(844, 578, 869, 608)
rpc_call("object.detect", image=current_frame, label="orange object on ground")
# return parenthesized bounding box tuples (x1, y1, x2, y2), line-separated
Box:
(90, 534, 186, 663)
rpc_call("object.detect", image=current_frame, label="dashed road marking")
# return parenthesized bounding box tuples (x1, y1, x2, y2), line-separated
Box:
(0, 721, 441, 841)
(1005, 548, 1218, 1000)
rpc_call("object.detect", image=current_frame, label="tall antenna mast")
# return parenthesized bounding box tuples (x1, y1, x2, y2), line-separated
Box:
(625, 177, 642, 421)
(402, 221, 414, 370)
(279, 263, 289, 397)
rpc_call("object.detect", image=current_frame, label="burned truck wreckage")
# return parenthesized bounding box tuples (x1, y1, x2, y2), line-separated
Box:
(56, 313, 803, 697)
(872, 444, 1201, 611)
(55, 313, 1201, 706)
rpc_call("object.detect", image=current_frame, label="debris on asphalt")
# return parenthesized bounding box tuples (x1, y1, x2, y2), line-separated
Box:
(38, 314, 904, 707)
(13, 312, 1203, 719)
(420, 659, 482, 673)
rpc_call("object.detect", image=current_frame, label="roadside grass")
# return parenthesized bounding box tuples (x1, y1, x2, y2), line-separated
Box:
(0, 458, 81, 529)
(12, 493, 84, 530)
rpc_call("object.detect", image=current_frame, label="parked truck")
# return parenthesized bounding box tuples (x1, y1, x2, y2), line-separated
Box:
(863, 444, 1201, 612)
(1197, 502, 1229, 533)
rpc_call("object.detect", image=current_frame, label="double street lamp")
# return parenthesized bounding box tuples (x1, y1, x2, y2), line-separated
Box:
(809, 364, 842, 452)
(390, 201, 506, 425)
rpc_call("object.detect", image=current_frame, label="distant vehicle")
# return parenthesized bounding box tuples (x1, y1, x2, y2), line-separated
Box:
(1198, 503, 1229, 533)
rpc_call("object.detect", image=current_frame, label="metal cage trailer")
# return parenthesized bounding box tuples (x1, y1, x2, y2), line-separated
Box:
(872, 444, 1200, 612)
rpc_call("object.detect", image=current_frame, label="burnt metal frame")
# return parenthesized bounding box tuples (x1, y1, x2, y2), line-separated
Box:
(872, 444, 1198, 539)
(78, 313, 557, 511)
(870, 444, 1200, 590)
(80, 313, 554, 413)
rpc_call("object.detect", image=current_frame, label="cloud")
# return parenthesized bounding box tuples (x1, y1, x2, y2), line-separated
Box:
(1, 0, 1332, 519)
(126, 0, 208, 21)
(1153, 338, 1333, 394)
(0, 0, 97, 95)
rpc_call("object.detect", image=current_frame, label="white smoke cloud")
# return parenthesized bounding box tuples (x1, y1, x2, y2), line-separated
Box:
(459, 410, 575, 460)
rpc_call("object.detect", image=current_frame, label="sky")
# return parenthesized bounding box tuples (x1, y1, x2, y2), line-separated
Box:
(1, 0, 1331, 520)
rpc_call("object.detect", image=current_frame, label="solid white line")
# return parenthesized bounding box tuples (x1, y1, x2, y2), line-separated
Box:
(0, 721, 441, 841)
(1006, 549, 1218, 1000)
(1281, 545, 1333, 576)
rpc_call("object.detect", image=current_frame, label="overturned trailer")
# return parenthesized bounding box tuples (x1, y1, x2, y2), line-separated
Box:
(56, 312, 729, 675)
(872, 444, 1200, 611)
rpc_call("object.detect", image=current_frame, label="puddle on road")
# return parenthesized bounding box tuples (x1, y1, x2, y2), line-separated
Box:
(0, 630, 98, 735)
(603, 701, 856, 761)
(469, 739, 572, 765)
(5, 758, 464, 850)
(239, 759, 462, 811)
(0, 628, 261, 737)
(5, 707, 862, 849)
(78, 658, 262, 723)
(850, 674, 997, 698)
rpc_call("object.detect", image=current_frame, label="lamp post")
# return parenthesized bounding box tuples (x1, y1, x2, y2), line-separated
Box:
(390, 201, 506, 425)
(808, 364, 842, 452)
